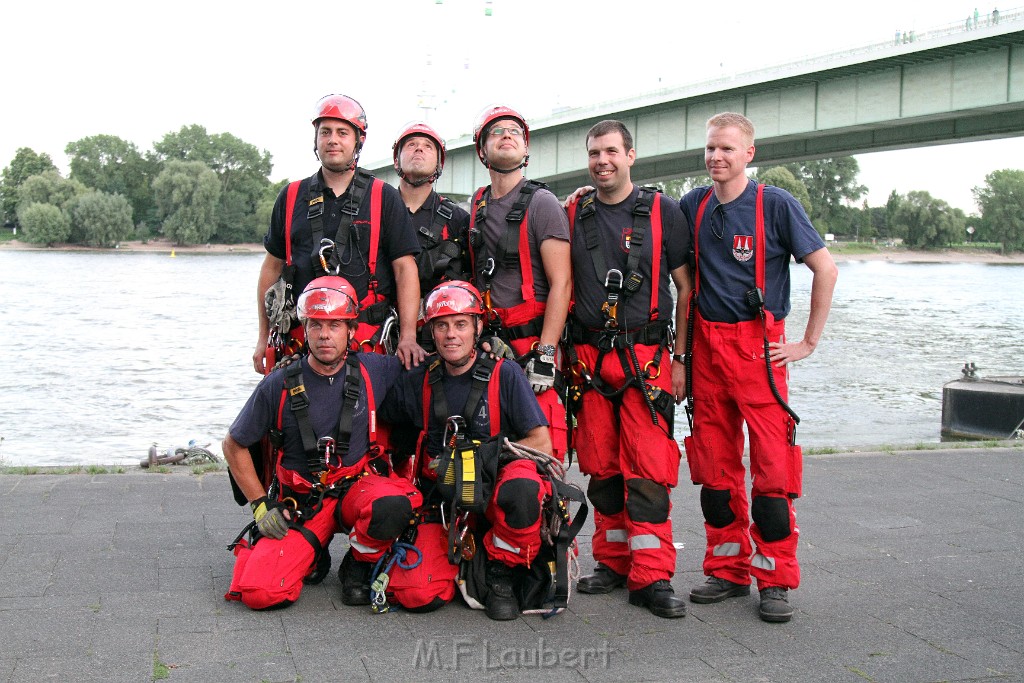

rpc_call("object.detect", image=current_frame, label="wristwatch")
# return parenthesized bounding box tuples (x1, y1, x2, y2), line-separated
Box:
(672, 353, 689, 365)
(537, 344, 557, 358)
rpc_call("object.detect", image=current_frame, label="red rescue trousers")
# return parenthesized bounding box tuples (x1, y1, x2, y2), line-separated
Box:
(225, 472, 421, 610)
(483, 458, 552, 568)
(572, 343, 681, 590)
(684, 309, 802, 590)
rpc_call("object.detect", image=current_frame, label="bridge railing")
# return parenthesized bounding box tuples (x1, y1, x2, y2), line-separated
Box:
(529, 6, 1024, 130)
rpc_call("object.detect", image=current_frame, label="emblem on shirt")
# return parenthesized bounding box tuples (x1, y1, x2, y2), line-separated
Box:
(620, 227, 633, 253)
(732, 235, 754, 262)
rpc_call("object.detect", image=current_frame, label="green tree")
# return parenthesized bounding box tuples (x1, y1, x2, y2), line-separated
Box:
(883, 190, 906, 241)
(18, 202, 70, 245)
(65, 134, 158, 227)
(154, 125, 272, 243)
(153, 160, 221, 245)
(785, 157, 866, 234)
(756, 166, 812, 216)
(891, 191, 964, 248)
(254, 179, 290, 243)
(17, 171, 87, 209)
(973, 169, 1024, 252)
(1, 148, 57, 226)
(68, 191, 136, 247)
(655, 174, 712, 200)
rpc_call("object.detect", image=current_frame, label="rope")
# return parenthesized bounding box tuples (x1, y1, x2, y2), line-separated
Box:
(369, 541, 423, 613)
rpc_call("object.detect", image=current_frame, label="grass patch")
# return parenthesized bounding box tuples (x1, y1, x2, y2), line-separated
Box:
(829, 242, 879, 255)
(152, 653, 170, 680)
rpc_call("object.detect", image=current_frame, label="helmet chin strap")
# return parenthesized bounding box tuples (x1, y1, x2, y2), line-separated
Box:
(396, 168, 438, 187)
(485, 154, 529, 174)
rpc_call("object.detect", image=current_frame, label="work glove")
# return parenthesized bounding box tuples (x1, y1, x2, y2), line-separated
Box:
(273, 353, 302, 371)
(251, 497, 290, 540)
(479, 335, 516, 361)
(525, 350, 556, 394)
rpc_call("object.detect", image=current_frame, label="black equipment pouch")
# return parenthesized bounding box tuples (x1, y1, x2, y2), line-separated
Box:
(434, 432, 503, 515)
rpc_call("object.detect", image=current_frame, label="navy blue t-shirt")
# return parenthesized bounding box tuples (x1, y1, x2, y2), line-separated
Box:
(379, 355, 547, 457)
(571, 186, 689, 330)
(678, 180, 825, 323)
(264, 170, 419, 303)
(229, 353, 403, 476)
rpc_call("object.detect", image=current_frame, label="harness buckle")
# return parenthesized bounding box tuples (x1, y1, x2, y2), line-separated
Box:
(483, 257, 496, 280)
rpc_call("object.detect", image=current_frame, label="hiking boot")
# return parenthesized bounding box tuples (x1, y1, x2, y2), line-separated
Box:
(577, 563, 628, 594)
(628, 579, 687, 618)
(338, 549, 373, 606)
(759, 586, 794, 623)
(484, 560, 519, 621)
(303, 547, 332, 585)
(689, 576, 751, 604)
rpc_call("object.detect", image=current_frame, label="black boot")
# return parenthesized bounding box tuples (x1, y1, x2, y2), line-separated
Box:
(628, 579, 687, 618)
(303, 547, 332, 585)
(338, 549, 373, 606)
(484, 560, 519, 621)
(577, 563, 628, 594)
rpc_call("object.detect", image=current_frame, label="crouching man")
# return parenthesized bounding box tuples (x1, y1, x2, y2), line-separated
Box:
(380, 281, 554, 620)
(224, 276, 422, 610)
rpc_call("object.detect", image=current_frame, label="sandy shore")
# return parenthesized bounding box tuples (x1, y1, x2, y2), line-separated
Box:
(3, 238, 1023, 264)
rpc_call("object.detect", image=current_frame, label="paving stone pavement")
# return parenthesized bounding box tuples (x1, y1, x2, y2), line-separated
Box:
(1, 445, 1022, 682)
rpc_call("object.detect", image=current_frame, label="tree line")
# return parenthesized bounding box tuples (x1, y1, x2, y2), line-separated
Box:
(0, 127, 283, 248)
(3, 129, 1023, 251)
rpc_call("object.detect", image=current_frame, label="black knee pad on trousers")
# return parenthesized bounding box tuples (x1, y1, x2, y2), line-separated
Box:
(496, 478, 541, 529)
(367, 495, 414, 540)
(587, 475, 625, 516)
(700, 487, 736, 529)
(625, 478, 670, 524)
(751, 495, 791, 542)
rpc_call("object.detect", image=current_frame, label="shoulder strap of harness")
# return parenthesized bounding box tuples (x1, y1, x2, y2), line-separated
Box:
(467, 185, 490, 292)
(284, 180, 302, 266)
(337, 353, 370, 456)
(420, 195, 457, 246)
(282, 361, 318, 471)
(573, 186, 662, 326)
(471, 180, 546, 303)
(309, 169, 381, 280)
(425, 354, 502, 439)
(281, 354, 369, 476)
(693, 184, 764, 296)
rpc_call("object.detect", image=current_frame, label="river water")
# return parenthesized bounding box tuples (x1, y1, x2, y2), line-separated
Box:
(1, 250, 1022, 466)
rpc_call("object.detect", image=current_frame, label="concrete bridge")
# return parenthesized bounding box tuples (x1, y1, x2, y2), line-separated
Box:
(367, 9, 1024, 199)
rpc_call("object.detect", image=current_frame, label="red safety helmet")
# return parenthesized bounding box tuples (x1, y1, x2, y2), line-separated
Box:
(312, 94, 368, 135)
(472, 104, 529, 166)
(391, 120, 444, 184)
(297, 276, 359, 321)
(424, 280, 485, 323)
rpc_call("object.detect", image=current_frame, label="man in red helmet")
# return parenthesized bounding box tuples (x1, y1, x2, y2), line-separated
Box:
(466, 104, 572, 462)
(225, 276, 423, 611)
(565, 120, 691, 618)
(380, 281, 553, 620)
(392, 122, 471, 300)
(253, 94, 425, 375)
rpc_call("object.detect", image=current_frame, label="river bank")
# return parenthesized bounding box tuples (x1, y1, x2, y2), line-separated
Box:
(3, 237, 1024, 263)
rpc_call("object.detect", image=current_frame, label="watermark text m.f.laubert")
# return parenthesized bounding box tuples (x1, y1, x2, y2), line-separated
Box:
(413, 636, 612, 671)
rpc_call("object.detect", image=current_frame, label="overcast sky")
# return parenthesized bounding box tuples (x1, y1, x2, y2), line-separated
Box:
(3, 0, 1021, 214)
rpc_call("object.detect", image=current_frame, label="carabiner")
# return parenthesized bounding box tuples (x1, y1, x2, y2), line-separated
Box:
(318, 238, 339, 275)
